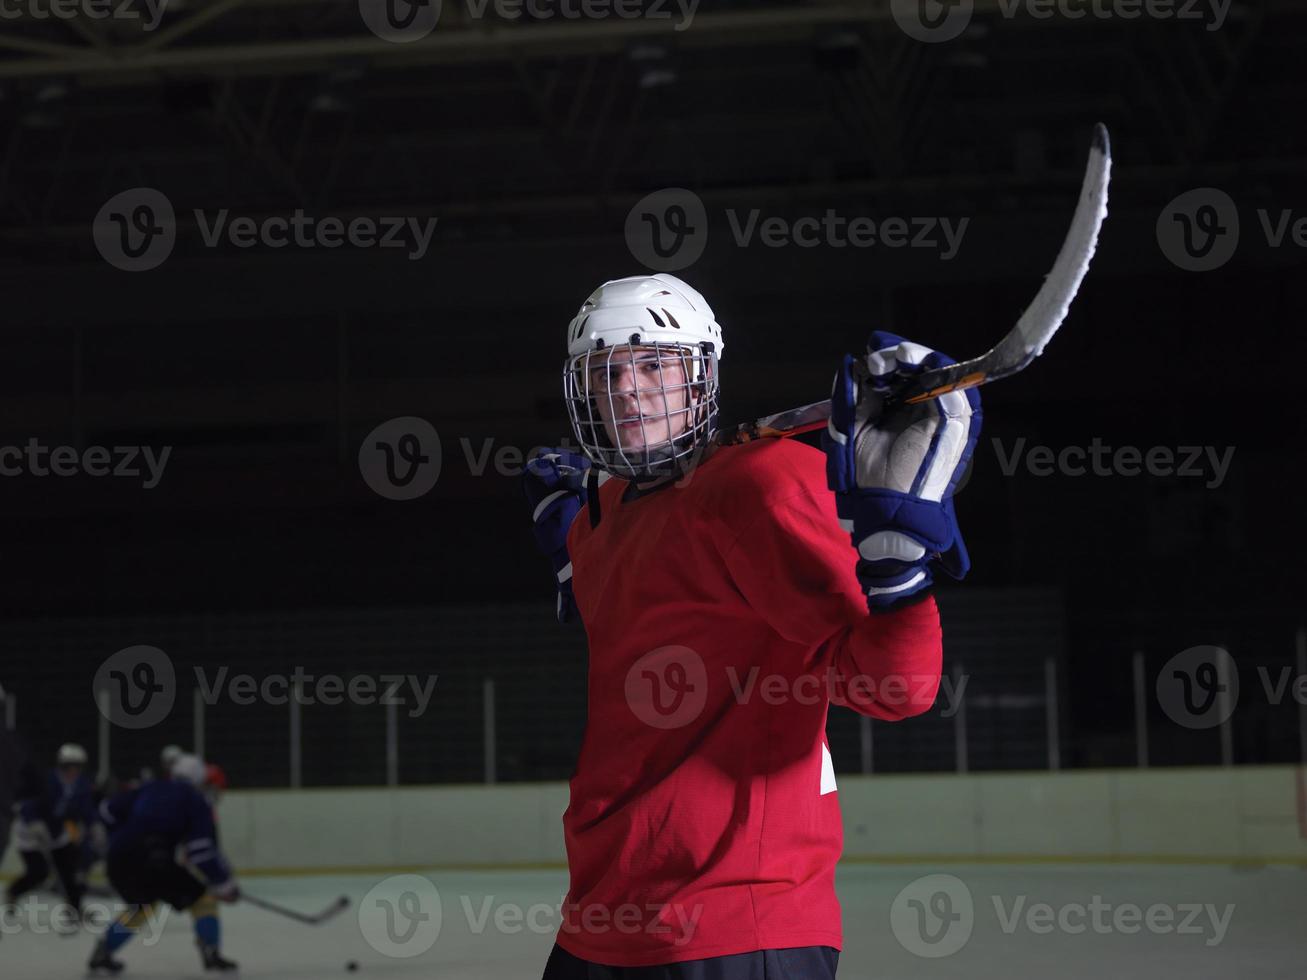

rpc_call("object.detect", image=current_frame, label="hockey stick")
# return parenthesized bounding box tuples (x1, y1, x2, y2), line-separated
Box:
(720, 123, 1112, 445)
(241, 892, 351, 926)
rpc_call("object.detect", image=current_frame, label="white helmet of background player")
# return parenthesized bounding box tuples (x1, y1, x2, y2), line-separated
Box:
(171, 753, 207, 787)
(564, 274, 724, 480)
(57, 743, 88, 767)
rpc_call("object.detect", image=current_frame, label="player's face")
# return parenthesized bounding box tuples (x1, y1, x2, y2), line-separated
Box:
(587, 346, 696, 453)
(59, 764, 82, 783)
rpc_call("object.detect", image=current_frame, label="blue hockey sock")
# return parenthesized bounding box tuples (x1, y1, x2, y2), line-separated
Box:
(103, 920, 136, 954)
(194, 913, 221, 948)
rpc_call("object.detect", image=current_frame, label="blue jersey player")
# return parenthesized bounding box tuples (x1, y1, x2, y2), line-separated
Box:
(89, 754, 241, 974)
(4, 743, 96, 925)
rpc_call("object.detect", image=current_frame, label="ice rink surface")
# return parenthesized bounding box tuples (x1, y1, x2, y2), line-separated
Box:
(2, 864, 1303, 979)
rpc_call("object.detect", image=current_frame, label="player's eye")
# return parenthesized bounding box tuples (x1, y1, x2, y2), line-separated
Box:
(585, 353, 667, 390)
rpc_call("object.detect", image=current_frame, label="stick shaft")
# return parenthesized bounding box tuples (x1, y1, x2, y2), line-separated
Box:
(242, 892, 348, 925)
(724, 363, 985, 445)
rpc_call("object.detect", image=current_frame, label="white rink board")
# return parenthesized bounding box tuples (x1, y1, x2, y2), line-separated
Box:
(13, 765, 1287, 877)
(237, 766, 1305, 868)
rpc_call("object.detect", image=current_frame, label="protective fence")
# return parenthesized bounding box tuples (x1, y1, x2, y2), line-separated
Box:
(1, 591, 1304, 789)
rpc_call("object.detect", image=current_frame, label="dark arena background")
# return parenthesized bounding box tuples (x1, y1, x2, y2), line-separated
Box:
(1, 2, 1305, 978)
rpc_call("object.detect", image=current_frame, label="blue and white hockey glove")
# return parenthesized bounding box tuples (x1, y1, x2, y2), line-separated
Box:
(523, 449, 591, 624)
(822, 331, 982, 613)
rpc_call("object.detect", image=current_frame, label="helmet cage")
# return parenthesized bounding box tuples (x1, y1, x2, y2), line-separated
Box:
(564, 340, 720, 480)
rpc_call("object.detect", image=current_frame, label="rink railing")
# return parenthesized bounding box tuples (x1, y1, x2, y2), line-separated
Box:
(4, 630, 1306, 787)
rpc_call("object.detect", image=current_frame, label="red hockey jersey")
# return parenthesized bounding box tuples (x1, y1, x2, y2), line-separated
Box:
(557, 437, 943, 966)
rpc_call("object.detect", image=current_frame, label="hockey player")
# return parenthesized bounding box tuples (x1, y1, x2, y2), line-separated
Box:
(3, 743, 96, 928)
(89, 754, 241, 974)
(523, 275, 979, 977)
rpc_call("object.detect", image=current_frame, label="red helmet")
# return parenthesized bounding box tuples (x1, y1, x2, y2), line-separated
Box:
(205, 763, 229, 791)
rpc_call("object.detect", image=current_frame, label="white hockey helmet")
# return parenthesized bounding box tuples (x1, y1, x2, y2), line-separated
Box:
(171, 753, 207, 787)
(563, 274, 724, 480)
(57, 743, 88, 767)
(161, 744, 183, 768)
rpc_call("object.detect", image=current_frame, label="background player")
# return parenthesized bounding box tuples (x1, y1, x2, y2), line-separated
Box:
(3, 743, 96, 930)
(524, 275, 979, 977)
(90, 753, 240, 974)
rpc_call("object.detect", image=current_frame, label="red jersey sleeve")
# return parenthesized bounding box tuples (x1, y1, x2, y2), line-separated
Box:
(710, 442, 943, 721)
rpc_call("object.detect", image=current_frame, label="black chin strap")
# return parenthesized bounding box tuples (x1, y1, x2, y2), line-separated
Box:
(587, 467, 602, 528)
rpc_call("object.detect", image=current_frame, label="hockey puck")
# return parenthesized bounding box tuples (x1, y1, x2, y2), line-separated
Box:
(346, 961, 359, 972)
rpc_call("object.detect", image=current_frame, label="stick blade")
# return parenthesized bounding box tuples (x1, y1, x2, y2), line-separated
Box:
(898, 123, 1111, 405)
(312, 895, 352, 923)
(985, 122, 1112, 378)
(719, 124, 1113, 441)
